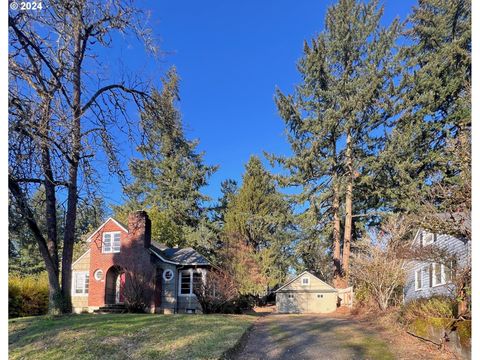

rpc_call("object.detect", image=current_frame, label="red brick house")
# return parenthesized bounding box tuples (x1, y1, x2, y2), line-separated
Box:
(71, 211, 210, 314)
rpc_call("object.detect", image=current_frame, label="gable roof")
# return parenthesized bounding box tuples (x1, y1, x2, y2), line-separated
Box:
(85, 217, 128, 242)
(275, 270, 336, 292)
(150, 241, 210, 266)
(78, 216, 210, 266)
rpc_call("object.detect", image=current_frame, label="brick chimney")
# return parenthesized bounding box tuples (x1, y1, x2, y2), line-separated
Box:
(127, 211, 151, 248)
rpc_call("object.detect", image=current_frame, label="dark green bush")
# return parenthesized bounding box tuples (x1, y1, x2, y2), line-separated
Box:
(236, 294, 257, 309)
(399, 296, 456, 325)
(9, 273, 49, 318)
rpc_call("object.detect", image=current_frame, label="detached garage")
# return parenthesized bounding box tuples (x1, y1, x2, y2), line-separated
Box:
(275, 271, 338, 314)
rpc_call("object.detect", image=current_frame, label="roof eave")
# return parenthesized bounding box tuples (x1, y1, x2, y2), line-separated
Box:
(86, 217, 128, 242)
(275, 270, 336, 292)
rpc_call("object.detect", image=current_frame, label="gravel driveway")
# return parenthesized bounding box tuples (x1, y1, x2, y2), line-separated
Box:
(233, 314, 395, 360)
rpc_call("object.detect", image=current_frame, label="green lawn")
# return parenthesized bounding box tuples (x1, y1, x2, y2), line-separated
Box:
(9, 313, 256, 360)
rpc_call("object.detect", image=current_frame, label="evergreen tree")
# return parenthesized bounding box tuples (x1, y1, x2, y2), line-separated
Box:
(115, 68, 217, 247)
(223, 156, 293, 288)
(271, 0, 399, 286)
(212, 179, 238, 224)
(376, 0, 471, 214)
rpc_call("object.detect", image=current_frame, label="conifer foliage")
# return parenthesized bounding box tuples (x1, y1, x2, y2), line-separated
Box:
(272, 0, 400, 286)
(377, 0, 471, 218)
(223, 156, 293, 291)
(116, 68, 217, 247)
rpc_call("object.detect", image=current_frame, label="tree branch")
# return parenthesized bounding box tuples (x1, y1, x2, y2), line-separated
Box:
(81, 84, 148, 115)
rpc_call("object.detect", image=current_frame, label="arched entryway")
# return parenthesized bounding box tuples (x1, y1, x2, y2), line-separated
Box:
(105, 266, 125, 305)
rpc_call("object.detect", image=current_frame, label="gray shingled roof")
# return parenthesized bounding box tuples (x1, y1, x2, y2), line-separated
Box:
(150, 241, 209, 265)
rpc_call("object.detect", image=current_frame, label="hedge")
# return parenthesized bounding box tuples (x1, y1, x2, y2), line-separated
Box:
(9, 273, 49, 318)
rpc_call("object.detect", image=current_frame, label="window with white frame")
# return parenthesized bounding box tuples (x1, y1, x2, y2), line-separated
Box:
(192, 272, 203, 293)
(444, 262, 453, 283)
(423, 232, 435, 246)
(94, 269, 103, 281)
(415, 269, 423, 290)
(163, 269, 174, 282)
(179, 269, 204, 296)
(301, 277, 310, 286)
(74, 272, 89, 295)
(102, 232, 121, 253)
(432, 263, 452, 286)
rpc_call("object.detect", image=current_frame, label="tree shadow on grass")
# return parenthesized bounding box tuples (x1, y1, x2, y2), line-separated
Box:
(9, 313, 255, 360)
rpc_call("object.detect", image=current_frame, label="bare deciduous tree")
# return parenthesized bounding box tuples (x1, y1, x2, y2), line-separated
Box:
(9, 0, 156, 313)
(351, 215, 411, 311)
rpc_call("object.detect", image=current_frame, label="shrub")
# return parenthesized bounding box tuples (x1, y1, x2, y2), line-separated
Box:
(399, 296, 456, 325)
(456, 320, 471, 347)
(9, 273, 49, 318)
(194, 269, 241, 314)
(350, 216, 408, 311)
(236, 294, 257, 309)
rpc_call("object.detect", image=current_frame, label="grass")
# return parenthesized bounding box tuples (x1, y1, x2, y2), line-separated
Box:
(9, 313, 256, 360)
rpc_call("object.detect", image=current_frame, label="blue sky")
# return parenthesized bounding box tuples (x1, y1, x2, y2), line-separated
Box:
(101, 0, 417, 209)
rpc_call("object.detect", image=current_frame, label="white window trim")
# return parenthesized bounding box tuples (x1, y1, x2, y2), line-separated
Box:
(94, 269, 103, 281)
(432, 263, 445, 287)
(178, 269, 205, 296)
(72, 271, 89, 296)
(301, 277, 310, 286)
(163, 269, 174, 282)
(102, 231, 121, 253)
(423, 233, 434, 246)
(414, 269, 423, 291)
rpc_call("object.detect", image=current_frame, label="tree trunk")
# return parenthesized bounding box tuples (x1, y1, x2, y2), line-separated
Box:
(60, 15, 83, 313)
(331, 138, 346, 288)
(8, 178, 64, 313)
(46, 264, 64, 314)
(378, 297, 388, 311)
(42, 145, 66, 313)
(332, 176, 343, 287)
(40, 102, 60, 274)
(342, 130, 354, 283)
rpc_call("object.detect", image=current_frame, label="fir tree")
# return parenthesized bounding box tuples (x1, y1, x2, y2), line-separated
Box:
(115, 68, 217, 247)
(271, 0, 399, 286)
(376, 0, 471, 214)
(212, 179, 238, 224)
(223, 156, 293, 288)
